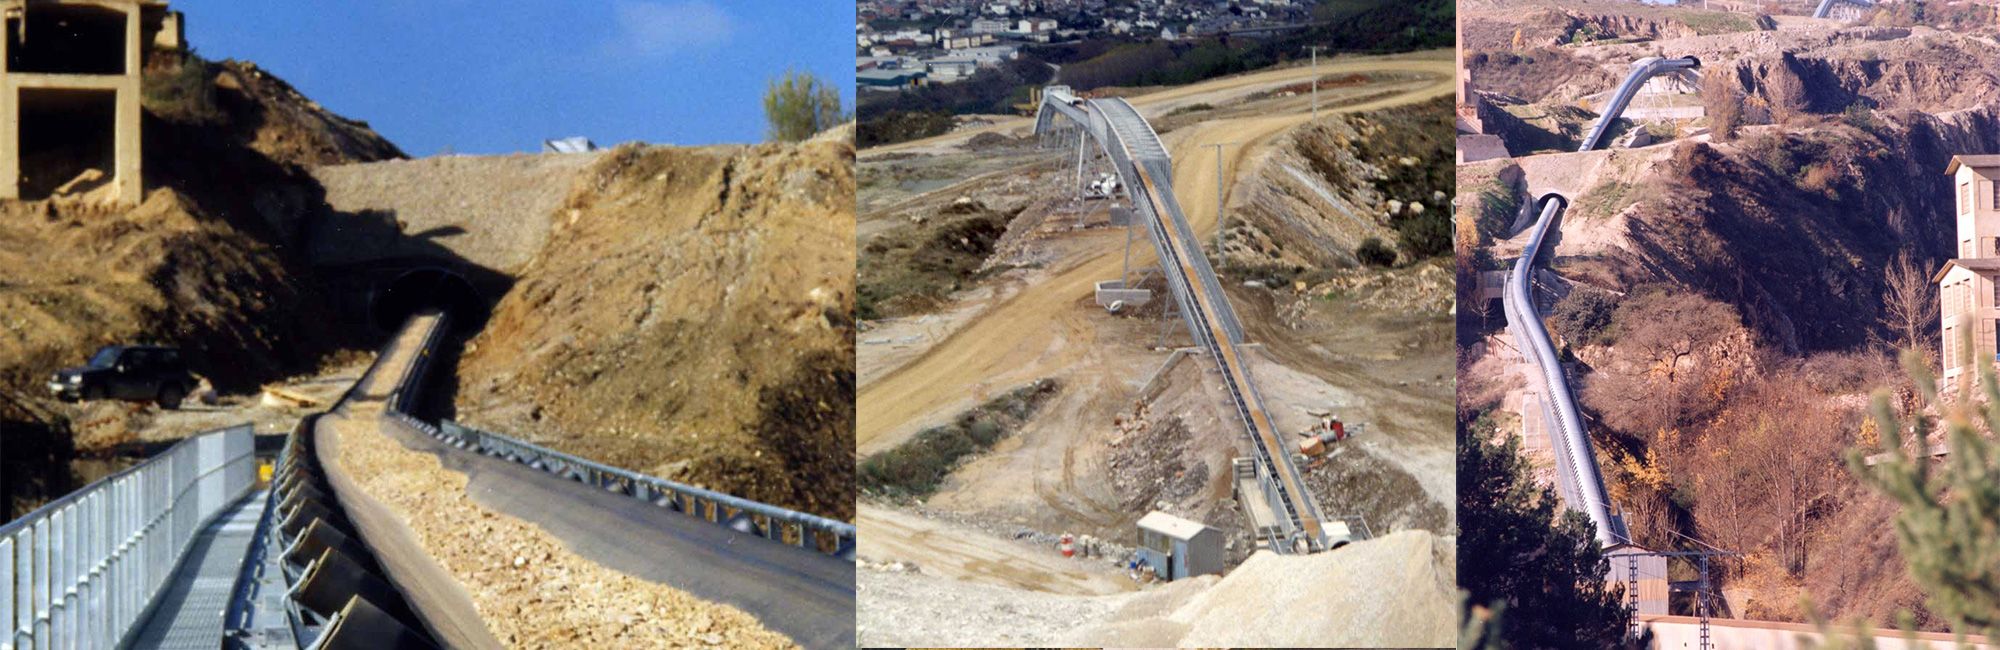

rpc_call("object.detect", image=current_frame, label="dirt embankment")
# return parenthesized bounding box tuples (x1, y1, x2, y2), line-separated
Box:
(1581, 108, 1996, 353)
(454, 129, 857, 521)
(1232, 111, 1403, 270)
(1, 56, 398, 422)
(1231, 97, 1453, 278)
(1462, 1, 1770, 53)
(1720, 42, 2000, 118)
(0, 54, 400, 512)
(310, 152, 603, 273)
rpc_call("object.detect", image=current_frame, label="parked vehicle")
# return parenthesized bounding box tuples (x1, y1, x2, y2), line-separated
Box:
(47, 345, 197, 409)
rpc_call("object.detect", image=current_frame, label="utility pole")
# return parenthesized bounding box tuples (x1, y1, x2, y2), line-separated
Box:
(1304, 45, 1328, 120)
(1208, 141, 1239, 255)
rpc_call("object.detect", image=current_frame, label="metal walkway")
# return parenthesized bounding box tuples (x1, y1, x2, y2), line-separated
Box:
(128, 491, 269, 649)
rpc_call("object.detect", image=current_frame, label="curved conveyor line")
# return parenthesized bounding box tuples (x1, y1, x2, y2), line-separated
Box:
(1813, 0, 1874, 19)
(1033, 87, 1330, 552)
(1508, 57, 1698, 547)
(1503, 195, 1623, 546)
(1577, 57, 1701, 153)
(311, 313, 855, 649)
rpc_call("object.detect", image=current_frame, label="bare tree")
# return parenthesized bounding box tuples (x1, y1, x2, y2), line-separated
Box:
(1882, 250, 1937, 358)
(1767, 54, 1811, 124)
(1701, 63, 1743, 142)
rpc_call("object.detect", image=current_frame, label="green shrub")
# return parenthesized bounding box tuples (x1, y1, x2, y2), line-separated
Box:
(1549, 287, 1618, 346)
(858, 379, 1060, 499)
(142, 51, 220, 123)
(1356, 237, 1397, 267)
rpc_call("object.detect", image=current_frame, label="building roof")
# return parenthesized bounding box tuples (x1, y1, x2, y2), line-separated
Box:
(1137, 511, 1211, 540)
(1946, 155, 2000, 175)
(1933, 258, 2000, 284)
(542, 137, 597, 154)
(858, 68, 924, 86)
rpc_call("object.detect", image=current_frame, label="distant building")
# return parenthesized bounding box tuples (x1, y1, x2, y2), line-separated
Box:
(542, 137, 598, 154)
(858, 68, 927, 91)
(969, 17, 1009, 33)
(923, 58, 979, 82)
(1935, 154, 2000, 383)
(954, 45, 1019, 66)
(1135, 511, 1222, 581)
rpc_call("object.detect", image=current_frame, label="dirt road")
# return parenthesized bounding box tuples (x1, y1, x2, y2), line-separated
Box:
(856, 505, 1134, 595)
(865, 51, 1453, 157)
(858, 51, 1454, 454)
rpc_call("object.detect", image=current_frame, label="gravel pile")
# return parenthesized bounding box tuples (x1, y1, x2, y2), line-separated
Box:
(326, 411, 796, 648)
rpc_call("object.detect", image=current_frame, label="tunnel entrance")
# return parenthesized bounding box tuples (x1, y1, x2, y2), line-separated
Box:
(19, 88, 116, 199)
(371, 267, 487, 334)
(6, 5, 129, 75)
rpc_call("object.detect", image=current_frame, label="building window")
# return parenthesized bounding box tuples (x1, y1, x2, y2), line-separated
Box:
(1976, 318, 1992, 364)
(1964, 182, 1973, 215)
(1991, 237, 2000, 255)
(1948, 326, 1959, 370)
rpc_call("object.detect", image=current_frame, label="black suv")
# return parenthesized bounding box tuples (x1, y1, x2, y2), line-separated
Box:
(48, 345, 197, 409)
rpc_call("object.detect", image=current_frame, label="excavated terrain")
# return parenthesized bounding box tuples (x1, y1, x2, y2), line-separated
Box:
(1457, 4, 2000, 629)
(856, 51, 1457, 645)
(2, 53, 403, 515)
(453, 129, 857, 521)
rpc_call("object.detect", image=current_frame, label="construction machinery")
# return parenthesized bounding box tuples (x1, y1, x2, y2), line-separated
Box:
(1296, 411, 1357, 458)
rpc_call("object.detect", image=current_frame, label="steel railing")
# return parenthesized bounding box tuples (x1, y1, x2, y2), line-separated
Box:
(379, 309, 857, 557)
(0, 423, 255, 649)
(421, 419, 857, 558)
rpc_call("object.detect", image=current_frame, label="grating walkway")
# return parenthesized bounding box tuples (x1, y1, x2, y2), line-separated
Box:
(127, 490, 266, 649)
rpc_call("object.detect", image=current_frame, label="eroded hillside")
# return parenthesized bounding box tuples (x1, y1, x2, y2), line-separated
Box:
(454, 129, 858, 521)
(1457, 5, 2000, 629)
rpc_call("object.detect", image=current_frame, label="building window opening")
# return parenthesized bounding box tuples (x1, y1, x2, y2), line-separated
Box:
(19, 88, 116, 199)
(6, 6, 128, 75)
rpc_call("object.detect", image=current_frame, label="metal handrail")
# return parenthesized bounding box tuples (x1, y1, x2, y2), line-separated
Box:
(428, 419, 857, 557)
(0, 423, 256, 649)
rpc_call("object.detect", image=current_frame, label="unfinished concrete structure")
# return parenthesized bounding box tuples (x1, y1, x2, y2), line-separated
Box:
(0, 0, 183, 205)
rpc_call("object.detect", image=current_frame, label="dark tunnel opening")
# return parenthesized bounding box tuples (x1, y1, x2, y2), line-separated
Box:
(370, 267, 487, 335)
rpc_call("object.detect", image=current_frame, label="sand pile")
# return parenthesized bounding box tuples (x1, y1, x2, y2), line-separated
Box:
(1067, 530, 1458, 647)
(325, 410, 795, 649)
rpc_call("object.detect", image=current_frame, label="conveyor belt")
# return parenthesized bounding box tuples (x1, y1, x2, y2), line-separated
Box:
(271, 312, 853, 648)
(1035, 88, 1329, 551)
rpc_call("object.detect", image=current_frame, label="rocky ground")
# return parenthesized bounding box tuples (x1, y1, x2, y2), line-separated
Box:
(855, 51, 1457, 644)
(857, 528, 1456, 647)
(325, 399, 793, 648)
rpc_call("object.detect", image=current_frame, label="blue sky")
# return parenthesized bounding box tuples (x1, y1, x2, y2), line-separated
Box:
(183, 1, 855, 156)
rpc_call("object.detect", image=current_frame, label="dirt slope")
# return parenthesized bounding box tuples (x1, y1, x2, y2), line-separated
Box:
(310, 152, 603, 272)
(454, 129, 856, 521)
